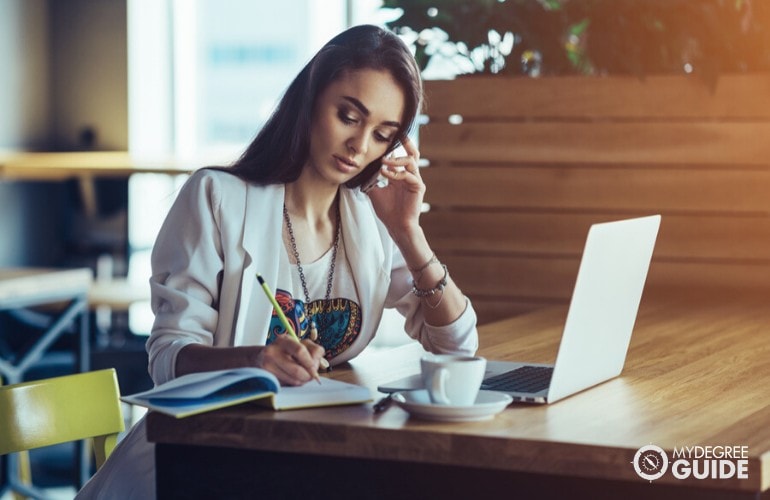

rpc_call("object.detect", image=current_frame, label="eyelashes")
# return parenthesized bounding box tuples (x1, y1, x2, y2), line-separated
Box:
(373, 133, 393, 144)
(336, 108, 393, 144)
(337, 109, 357, 125)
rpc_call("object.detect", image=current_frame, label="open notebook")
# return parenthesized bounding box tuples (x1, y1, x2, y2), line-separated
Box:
(122, 367, 372, 418)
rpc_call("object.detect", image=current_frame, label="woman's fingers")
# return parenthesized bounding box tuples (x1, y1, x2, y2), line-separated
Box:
(259, 335, 326, 386)
(381, 138, 420, 179)
(301, 338, 327, 368)
(401, 136, 420, 163)
(379, 159, 417, 181)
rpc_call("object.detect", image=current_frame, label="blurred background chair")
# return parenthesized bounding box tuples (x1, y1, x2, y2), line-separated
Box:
(0, 368, 124, 499)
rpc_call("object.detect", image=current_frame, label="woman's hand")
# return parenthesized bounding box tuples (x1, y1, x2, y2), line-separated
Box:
(255, 335, 326, 386)
(363, 136, 468, 328)
(367, 136, 425, 239)
(176, 338, 325, 387)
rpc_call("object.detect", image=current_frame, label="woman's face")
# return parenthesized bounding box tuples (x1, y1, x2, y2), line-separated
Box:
(305, 68, 406, 187)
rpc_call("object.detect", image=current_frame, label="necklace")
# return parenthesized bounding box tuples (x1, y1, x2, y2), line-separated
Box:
(283, 201, 341, 341)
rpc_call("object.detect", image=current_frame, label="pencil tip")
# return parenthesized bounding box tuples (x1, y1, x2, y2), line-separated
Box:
(256, 274, 265, 284)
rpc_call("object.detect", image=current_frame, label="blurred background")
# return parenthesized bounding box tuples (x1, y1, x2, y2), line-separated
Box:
(2, 0, 769, 497)
(1, 1, 392, 496)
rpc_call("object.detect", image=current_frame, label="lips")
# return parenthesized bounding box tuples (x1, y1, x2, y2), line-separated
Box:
(333, 155, 359, 173)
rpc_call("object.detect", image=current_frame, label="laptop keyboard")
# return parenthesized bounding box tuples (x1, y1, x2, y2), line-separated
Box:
(481, 365, 554, 393)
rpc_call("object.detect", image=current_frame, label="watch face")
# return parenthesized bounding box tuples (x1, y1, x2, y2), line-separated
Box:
(633, 445, 669, 481)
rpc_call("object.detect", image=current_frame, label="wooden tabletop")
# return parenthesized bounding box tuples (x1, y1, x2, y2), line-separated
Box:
(146, 291, 770, 494)
(88, 278, 150, 310)
(0, 151, 195, 180)
(0, 267, 92, 308)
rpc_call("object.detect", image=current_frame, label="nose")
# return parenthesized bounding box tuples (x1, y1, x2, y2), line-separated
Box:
(347, 131, 369, 156)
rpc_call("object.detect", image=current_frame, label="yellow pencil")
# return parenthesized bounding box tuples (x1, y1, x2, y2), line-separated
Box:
(256, 273, 299, 340)
(256, 273, 326, 382)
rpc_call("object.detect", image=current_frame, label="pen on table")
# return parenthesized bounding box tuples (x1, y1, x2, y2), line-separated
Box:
(256, 273, 327, 383)
(373, 393, 394, 414)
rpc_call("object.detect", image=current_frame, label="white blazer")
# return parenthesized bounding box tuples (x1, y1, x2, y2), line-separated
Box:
(146, 169, 478, 384)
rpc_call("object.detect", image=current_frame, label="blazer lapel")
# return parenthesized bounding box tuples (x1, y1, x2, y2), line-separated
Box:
(231, 185, 389, 346)
(233, 184, 285, 346)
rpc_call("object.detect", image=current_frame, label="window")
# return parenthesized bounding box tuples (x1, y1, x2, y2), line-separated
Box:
(125, 0, 399, 337)
(129, 0, 389, 161)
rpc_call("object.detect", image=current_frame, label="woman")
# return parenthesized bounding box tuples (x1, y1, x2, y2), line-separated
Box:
(77, 24, 477, 499)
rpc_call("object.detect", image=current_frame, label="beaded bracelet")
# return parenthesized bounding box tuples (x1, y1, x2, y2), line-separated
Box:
(411, 264, 449, 298)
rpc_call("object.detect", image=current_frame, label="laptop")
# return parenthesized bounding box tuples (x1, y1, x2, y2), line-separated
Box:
(378, 214, 661, 404)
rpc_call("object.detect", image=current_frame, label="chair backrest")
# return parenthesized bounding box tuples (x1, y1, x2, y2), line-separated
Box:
(0, 368, 124, 468)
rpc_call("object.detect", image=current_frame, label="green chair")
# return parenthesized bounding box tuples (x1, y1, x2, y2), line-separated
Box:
(0, 369, 125, 498)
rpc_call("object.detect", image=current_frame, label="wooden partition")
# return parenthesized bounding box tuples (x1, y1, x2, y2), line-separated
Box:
(419, 74, 770, 323)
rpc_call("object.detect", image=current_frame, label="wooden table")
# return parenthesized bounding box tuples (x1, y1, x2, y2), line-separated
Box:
(0, 151, 195, 218)
(147, 292, 770, 499)
(0, 151, 195, 180)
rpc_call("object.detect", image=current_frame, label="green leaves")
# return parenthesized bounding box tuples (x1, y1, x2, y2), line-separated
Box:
(383, 0, 770, 78)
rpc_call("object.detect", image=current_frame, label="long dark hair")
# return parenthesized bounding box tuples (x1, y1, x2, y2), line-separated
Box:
(221, 24, 423, 188)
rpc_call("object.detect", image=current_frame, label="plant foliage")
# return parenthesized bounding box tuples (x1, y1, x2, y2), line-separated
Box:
(382, 0, 770, 79)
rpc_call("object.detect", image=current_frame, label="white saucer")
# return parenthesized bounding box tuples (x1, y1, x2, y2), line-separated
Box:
(391, 390, 512, 422)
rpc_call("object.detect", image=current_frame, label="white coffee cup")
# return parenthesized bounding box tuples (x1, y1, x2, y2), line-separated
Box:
(420, 354, 487, 406)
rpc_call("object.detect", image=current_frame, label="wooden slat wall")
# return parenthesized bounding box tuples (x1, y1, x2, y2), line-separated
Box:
(419, 74, 770, 324)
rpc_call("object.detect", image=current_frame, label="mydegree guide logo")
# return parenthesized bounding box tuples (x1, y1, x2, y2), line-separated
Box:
(632, 444, 749, 482)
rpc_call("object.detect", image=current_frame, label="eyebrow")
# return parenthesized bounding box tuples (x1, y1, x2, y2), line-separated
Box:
(342, 96, 401, 129)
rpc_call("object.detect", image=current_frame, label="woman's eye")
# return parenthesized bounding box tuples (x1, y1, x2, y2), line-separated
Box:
(374, 132, 392, 144)
(337, 109, 357, 125)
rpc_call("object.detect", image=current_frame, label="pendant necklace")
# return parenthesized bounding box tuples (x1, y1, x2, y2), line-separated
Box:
(283, 200, 341, 342)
